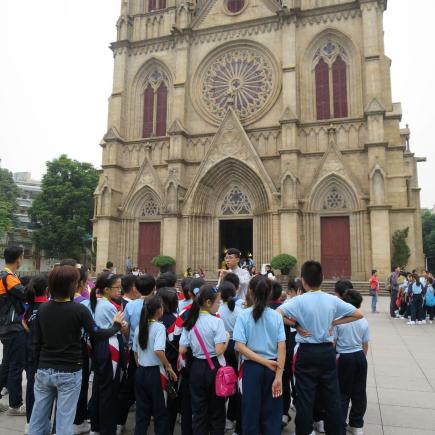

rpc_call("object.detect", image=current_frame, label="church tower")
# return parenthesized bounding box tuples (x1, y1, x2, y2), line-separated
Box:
(93, 0, 424, 279)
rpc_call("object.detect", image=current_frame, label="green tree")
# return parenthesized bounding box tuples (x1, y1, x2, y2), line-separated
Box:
(29, 155, 99, 259)
(422, 209, 435, 271)
(0, 168, 20, 239)
(391, 227, 411, 268)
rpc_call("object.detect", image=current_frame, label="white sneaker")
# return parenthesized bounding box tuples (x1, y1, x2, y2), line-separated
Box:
(314, 420, 325, 432)
(407, 321, 416, 325)
(116, 425, 125, 435)
(430, 320, 433, 324)
(73, 421, 91, 434)
(421, 320, 426, 324)
(7, 404, 26, 416)
(348, 426, 364, 435)
(0, 403, 8, 413)
(0, 387, 8, 396)
(225, 419, 234, 431)
(24, 423, 29, 434)
(282, 414, 290, 426)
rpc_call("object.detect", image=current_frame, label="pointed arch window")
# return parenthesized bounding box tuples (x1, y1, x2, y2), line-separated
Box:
(142, 69, 169, 138)
(315, 59, 331, 120)
(148, 0, 166, 11)
(314, 42, 349, 120)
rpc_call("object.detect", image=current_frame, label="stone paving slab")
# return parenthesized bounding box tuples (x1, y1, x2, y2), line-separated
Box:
(1, 297, 435, 434)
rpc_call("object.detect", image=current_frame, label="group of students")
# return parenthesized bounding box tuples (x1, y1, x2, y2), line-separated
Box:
(391, 269, 435, 324)
(0, 246, 372, 435)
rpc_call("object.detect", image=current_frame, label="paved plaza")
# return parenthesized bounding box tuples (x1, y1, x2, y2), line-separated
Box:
(1, 297, 435, 434)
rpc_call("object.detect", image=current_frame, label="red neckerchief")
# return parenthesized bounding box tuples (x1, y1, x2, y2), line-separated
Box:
(110, 299, 122, 312)
(34, 296, 49, 303)
(271, 299, 281, 305)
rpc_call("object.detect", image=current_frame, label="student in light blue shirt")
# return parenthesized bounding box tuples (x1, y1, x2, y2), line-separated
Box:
(124, 275, 156, 346)
(217, 281, 243, 432)
(179, 285, 229, 435)
(86, 273, 126, 435)
(276, 261, 363, 435)
(179, 277, 193, 312)
(133, 295, 177, 434)
(233, 277, 286, 435)
(333, 290, 370, 435)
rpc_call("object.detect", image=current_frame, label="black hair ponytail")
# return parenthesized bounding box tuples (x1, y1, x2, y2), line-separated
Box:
(252, 277, 272, 322)
(218, 281, 236, 312)
(92, 272, 121, 313)
(184, 285, 218, 330)
(26, 275, 48, 306)
(138, 296, 163, 350)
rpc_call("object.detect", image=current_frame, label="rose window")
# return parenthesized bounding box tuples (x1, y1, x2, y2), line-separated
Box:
(323, 187, 347, 210)
(196, 45, 278, 125)
(221, 186, 252, 215)
(142, 197, 160, 216)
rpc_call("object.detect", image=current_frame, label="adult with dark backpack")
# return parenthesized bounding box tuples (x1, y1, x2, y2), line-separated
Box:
(0, 246, 27, 415)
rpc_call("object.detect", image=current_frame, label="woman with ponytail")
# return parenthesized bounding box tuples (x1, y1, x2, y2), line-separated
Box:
(133, 295, 176, 435)
(84, 272, 126, 435)
(179, 285, 230, 435)
(233, 277, 286, 435)
(218, 281, 242, 434)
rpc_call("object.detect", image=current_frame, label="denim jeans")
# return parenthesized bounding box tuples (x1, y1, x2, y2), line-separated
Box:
(371, 294, 378, 313)
(29, 368, 82, 435)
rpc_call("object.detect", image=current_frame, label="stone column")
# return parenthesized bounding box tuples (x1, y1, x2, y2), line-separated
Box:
(369, 206, 391, 278)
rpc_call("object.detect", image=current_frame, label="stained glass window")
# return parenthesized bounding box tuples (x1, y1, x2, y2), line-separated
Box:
(332, 56, 348, 118)
(315, 58, 331, 120)
(221, 186, 252, 215)
(142, 197, 160, 216)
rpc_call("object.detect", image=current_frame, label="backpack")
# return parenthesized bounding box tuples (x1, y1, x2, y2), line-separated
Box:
(193, 325, 237, 397)
(0, 272, 24, 337)
(426, 288, 435, 307)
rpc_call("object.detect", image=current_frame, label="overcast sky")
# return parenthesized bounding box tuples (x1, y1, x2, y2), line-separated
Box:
(0, 0, 434, 207)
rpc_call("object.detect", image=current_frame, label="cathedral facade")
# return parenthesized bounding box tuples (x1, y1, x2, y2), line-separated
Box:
(93, 0, 425, 279)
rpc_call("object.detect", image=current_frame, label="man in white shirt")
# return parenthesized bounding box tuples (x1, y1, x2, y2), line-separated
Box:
(219, 248, 251, 300)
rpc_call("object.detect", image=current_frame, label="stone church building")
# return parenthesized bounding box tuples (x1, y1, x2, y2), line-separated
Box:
(93, 0, 424, 279)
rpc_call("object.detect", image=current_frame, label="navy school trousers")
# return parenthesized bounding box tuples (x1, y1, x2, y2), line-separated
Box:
(337, 350, 367, 430)
(241, 360, 283, 435)
(134, 365, 169, 435)
(293, 343, 342, 435)
(189, 357, 226, 435)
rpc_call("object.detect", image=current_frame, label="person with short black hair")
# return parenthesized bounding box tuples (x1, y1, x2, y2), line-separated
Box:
(369, 270, 380, 313)
(0, 245, 27, 415)
(278, 261, 364, 435)
(28, 266, 124, 435)
(220, 248, 251, 300)
(156, 272, 177, 290)
(121, 275, 139, 309)
(102, 261, 114, 273)
(334, 290, 370, 435)
(335, 279, 354, 299)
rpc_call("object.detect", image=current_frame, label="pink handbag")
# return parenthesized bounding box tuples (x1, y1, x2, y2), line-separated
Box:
(193, 325, 237, 397)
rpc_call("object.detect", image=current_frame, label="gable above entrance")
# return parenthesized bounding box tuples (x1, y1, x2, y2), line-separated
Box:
(182, 107, 278, 214)
(193, 0, 281, 29)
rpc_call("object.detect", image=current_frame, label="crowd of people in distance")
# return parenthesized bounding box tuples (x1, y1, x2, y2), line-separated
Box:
(0, 245, 377, 435)
(385, 266, 435, 325)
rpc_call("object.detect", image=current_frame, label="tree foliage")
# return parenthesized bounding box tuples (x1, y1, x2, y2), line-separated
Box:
(391, 227, 411, 269)
(29, 155, 99, 259)
(0, 168, 20, 239)
(422, 209, 435, 271)
(270, 253, 297, 275)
